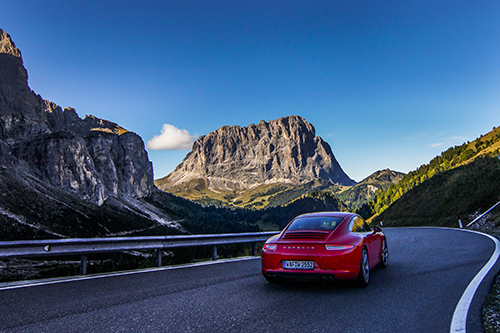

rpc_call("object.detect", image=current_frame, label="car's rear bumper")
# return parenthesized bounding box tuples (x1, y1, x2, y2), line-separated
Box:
(264, 271, 341, 282)
(262, 267, 358, 281)
(261, 248, 362, 281)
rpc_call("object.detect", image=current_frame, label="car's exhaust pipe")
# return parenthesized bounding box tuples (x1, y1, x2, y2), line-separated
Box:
(321, 275, 335, 282)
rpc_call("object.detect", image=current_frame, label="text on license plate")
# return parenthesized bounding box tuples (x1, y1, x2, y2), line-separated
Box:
(283, 260, 314, 270)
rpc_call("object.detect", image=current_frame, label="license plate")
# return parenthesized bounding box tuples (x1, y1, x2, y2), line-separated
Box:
(283, 260, 314, 270)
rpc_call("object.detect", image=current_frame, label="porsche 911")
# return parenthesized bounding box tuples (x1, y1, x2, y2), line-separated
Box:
(261, 212, 388, 287)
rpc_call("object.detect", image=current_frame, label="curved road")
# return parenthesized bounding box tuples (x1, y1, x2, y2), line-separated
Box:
(0, 228, 499, 332)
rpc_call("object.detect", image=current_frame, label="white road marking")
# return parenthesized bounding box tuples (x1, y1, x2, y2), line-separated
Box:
(449, 229, 500, 333)
(0, 256, 260, 291)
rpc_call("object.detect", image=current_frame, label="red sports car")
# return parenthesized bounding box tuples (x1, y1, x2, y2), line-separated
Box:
(261, 212, 388, 287)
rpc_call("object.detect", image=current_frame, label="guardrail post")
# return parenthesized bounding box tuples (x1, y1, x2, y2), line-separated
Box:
(79, 254, 87, 275)
(252, 242, 256, 256)
(212, 245, 217, 260)
(155, 249, 162, 267)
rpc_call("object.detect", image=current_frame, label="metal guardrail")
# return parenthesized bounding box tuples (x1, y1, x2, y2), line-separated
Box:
(0, 231, 279, 275)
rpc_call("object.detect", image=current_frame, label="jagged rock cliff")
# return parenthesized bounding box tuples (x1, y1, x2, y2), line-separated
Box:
(0, 29, 176, 239)
(157, 115, 355, 193)
(0, 29, 153, 204)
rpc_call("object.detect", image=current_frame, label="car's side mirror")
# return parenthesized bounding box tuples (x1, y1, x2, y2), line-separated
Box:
(373, 226, 382, 233)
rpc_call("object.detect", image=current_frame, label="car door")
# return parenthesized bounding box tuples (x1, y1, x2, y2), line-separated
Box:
(368, 224, 383, 266)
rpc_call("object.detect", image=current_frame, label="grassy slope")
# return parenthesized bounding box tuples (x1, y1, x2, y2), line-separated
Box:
(146, 187, 350, 234)
(159, 178, 341, 210)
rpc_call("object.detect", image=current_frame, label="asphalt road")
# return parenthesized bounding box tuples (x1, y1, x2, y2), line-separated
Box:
(0, 227, 498, 333)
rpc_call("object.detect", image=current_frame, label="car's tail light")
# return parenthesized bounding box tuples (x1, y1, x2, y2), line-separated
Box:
(263, 244, 277, 251)
(325, 244, 354, 251)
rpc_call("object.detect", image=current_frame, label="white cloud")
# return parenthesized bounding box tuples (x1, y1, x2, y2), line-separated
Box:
(146, 124, 197, 150)
(429, 136, 467, 149)
(430, 142, 444, 148)
(450, 136, 466, 142)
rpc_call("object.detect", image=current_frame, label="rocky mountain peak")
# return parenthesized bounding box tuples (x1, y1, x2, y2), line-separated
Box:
(157, 115, 355, 193)
(359, 169, 405, 184)
(0, 29, 21, 58)
(0, 29, 30, 102)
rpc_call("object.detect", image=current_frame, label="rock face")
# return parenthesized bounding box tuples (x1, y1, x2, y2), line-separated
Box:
(158, 115, 355, 192)
(0, 29, 176, 239)
(0, 29, 153, 205)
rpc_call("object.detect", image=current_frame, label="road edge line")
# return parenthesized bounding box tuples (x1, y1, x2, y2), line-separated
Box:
(0, 256, 260, 291)
(449, 229, 500, 333)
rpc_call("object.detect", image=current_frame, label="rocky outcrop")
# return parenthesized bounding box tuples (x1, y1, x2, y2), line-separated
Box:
(158, 115, 355, 192)
(0, 29, 176, 239)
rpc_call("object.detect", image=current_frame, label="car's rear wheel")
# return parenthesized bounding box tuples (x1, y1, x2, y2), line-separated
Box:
(380, 239, 389, 268)
(356, 247, 370, 287)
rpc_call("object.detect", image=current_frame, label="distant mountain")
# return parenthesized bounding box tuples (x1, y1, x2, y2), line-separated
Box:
(337, 169, 405, 210)
(156, 115, 355, 208)
(0, 29, 180, 240)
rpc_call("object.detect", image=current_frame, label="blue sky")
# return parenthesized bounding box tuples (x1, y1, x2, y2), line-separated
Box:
(1, 0, 499, 181)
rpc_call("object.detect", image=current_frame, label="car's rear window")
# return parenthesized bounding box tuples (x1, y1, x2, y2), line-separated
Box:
(287, 216, 344, 231)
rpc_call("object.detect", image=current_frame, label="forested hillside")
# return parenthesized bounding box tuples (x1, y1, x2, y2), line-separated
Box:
(268, 191, 348, 229)
(360, 127, 500, 218)
(374, 156, 500, 227)
(147, 189, 347, 234)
